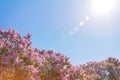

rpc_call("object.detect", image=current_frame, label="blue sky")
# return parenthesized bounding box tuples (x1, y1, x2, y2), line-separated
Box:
(0, 0, 120, 65)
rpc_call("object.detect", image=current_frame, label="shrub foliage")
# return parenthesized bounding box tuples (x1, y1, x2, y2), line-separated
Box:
(0, 29, 120, 80)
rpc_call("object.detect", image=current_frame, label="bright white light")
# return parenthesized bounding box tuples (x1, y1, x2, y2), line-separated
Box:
(90, 0, 117, 17)
(85, 16, 90, 21)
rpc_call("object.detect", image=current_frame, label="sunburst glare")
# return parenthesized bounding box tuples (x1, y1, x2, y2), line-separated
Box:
(89, 0, 118, 18)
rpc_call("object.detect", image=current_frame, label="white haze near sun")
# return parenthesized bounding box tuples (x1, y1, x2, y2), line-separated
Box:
(89, 0, 119, 19)
(73, 0, 120, 37)
(79, 0, 119, 26)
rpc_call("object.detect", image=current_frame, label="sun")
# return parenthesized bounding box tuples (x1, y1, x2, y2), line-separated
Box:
(90, 0, 117, 17)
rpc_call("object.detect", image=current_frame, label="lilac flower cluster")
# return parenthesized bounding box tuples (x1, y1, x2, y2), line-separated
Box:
(0, 29, 120, 80)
